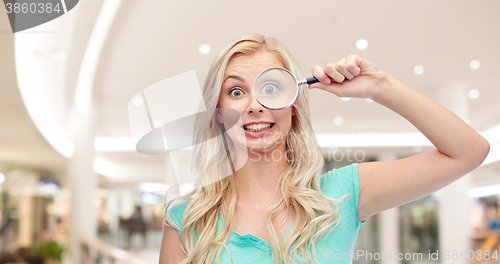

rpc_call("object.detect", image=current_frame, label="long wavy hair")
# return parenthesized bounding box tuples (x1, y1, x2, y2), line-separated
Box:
(164, 34, 349, 264)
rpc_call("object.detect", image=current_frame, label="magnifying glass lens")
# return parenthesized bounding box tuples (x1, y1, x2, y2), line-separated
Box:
(254, 68, 298, 109)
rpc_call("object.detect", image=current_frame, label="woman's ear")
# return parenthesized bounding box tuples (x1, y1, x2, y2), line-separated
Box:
(292, 107, 296, 116)
(216, 110, 223, 123)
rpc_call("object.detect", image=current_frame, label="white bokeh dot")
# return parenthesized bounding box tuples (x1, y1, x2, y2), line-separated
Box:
(469, 60, 481, 70)
(333, 116, 343, 126)
(468, 89, 480, 99)
(132, 96, 143, 107)
(340, 97, 351, 102)
(413, 65, 424, 75)
(365, 98, 374, 103)
(198, 44, 211, 54)
(356, 39, 369, 50)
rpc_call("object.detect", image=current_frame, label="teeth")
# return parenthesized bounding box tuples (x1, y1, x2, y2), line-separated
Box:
(244, 123, 272, 132)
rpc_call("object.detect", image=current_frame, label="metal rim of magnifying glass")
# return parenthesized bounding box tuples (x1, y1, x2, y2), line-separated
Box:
(253, 67, 299, 110)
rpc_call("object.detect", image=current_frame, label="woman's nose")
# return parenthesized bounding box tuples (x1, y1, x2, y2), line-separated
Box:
(247, 93, 265, 114)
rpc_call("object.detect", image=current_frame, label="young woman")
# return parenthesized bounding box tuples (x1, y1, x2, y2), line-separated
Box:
(159, 34, 490, 264)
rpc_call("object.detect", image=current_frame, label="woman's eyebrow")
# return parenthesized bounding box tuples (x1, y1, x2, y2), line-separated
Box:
(223, 75, 245, 84)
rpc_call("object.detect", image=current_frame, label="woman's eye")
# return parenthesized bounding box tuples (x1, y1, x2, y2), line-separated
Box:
(230, 88, 244, 97)
(259, 82, 280, 95)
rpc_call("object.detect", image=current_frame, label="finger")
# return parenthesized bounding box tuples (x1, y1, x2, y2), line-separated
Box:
(345, 54, 362, 76)
(311, 65, 331, 85)
(309, 82, 345, 97)
(324, 63, 345, 83)
(334, 58, 355, 80)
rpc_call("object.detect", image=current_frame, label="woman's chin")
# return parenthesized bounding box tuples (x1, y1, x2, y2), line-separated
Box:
(246, 143, 283, 156)
(247, 145, 271, 153)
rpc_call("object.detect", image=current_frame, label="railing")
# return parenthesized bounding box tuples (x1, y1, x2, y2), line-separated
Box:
(471, 230, 500, 264)
(81, 236, 157, 264)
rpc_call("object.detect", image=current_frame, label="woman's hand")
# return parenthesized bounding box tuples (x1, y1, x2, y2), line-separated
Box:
(310, 54, 387, 99)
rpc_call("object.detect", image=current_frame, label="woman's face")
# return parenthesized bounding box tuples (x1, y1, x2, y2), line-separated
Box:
(218, 51, 295, 154)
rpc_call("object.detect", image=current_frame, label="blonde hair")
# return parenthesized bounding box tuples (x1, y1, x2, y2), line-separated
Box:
(164, 34, 349, 264)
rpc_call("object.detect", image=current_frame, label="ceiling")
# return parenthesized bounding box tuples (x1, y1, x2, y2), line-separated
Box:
(96, 0, 500, 135)
(1, 0, 499, 188)
(0, 20, 66, 171)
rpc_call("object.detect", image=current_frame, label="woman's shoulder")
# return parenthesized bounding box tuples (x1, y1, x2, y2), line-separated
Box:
(320, 163, 366, 227)
(166, 200, 191, 229)
(319, 163, 359, 198)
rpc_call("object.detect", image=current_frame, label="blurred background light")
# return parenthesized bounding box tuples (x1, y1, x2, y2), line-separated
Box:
(413, 65, 424, 75)
(356, 39, 369, 50)
(333, 116, 344, 126)
(198, 44, 211, 54)
(469, 60, 481, 70)
(468, 89, 480, 99)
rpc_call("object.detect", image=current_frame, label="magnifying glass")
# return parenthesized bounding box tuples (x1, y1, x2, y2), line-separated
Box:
(253, 67, 342, 110)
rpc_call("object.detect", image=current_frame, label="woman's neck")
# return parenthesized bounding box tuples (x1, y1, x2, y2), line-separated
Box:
(233, 146, 289, 208)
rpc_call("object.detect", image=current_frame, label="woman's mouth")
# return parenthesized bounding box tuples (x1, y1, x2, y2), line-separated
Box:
(241, 122, 276, 137)
(243, 123, 274, 132)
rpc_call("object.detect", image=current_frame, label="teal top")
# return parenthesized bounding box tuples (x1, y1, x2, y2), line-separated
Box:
(168, 163, 366, 263)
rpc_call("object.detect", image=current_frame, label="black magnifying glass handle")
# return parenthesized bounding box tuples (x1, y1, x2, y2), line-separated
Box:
(305, 77, 320, 85)
(301, 76, 349, 86)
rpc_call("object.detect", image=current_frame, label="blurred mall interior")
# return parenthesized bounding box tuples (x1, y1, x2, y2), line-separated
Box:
(1, 0, 500, 264)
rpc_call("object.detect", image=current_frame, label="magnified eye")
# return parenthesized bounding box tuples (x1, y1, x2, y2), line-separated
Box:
(259, 82, 281, 95)
(230, 88, 244, 97)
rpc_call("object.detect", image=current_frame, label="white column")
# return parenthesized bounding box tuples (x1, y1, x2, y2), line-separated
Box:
(164, 155, 180, 202)
(434, 84, 473, 264)
(377, 152, 401, 264)
(68, 109, 98, 263)
(18, 195, 34, 247)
